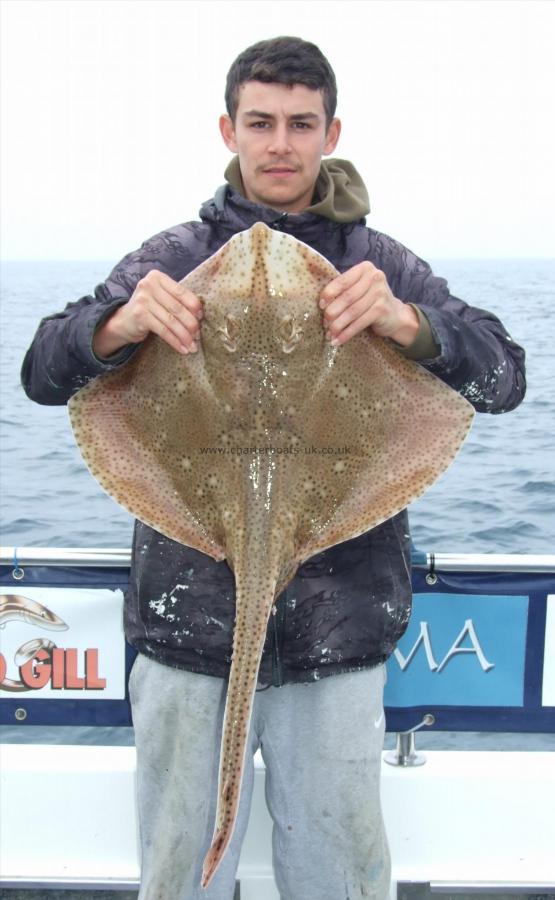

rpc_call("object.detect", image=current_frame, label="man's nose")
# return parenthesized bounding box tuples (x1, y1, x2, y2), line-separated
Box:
(267, 125, 292, 155)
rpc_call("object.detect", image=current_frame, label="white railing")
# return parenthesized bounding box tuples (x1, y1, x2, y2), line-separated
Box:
(2, 546, 555, 572)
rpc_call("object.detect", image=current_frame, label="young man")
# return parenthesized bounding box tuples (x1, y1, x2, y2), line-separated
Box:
(22, 36, 525, 900)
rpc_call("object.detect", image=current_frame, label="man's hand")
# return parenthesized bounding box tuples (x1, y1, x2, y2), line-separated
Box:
(319, 261, 419, 348)
(92, 270, 203, 358)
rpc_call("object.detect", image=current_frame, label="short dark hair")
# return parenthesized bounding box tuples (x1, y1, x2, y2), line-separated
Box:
(225, 36, 337, 128)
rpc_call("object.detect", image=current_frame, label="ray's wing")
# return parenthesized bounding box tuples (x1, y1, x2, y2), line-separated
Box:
(283, 329, 474, 567)
(68, 330, 233, 560)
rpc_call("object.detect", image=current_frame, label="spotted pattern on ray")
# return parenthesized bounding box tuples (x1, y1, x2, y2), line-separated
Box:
(68, 222, 474, 887)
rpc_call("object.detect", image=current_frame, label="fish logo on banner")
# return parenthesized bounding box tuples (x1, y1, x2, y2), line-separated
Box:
(0, 588, 125, 699)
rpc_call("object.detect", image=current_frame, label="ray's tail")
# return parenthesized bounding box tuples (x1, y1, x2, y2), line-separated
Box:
(201, 571, 278, 888)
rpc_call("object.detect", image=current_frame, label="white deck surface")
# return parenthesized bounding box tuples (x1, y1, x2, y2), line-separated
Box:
(1, 744, 554, 897)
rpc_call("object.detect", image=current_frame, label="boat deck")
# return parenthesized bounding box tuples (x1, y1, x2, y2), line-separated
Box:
(2, 549, 554, 896)
(1, 743, 554, 897)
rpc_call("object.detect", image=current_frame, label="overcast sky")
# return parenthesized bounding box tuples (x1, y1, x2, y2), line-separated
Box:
(1, 0, 554, 261)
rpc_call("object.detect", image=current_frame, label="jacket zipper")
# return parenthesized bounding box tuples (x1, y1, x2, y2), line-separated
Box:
(271, 591, 287, 686)
(271, 213, 288, 231)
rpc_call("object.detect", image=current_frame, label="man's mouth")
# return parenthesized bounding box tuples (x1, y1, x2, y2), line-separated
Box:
(263, 167, 297, 176)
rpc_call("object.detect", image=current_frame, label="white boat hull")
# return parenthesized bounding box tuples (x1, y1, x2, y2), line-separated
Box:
(1, 743, 554, 895)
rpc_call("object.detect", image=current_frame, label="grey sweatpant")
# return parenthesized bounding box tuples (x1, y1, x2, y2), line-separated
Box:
(129, 654, 391, 900)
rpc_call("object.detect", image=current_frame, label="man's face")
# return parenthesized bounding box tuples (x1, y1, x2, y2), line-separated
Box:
(220, 81, 341, 214)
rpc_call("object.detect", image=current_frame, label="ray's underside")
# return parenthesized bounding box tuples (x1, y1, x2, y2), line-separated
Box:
(68, 222, 474, 886)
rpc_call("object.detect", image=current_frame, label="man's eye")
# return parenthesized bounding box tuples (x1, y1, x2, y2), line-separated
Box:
(251, 121, 269, 129)
(293, 122, 310, 129)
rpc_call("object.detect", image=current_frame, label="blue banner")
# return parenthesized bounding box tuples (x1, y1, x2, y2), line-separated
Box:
(385, 592, 529, 708)
(1, 559, 554, 733)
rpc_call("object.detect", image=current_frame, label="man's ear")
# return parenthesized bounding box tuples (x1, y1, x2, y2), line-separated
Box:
(323, 118, 341, 156)
(219, 115, 238, 152)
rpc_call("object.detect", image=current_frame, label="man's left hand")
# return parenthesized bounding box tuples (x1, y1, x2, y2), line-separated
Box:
(319, 261, 419, 348)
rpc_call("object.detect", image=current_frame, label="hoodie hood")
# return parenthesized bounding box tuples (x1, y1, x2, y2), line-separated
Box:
(221, 156, 370, 224)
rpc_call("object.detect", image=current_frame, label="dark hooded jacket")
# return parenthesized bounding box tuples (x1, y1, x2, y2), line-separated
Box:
(21, 159, 526, 685)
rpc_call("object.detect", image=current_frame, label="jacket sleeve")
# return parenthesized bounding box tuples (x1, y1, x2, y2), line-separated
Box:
(373, 233, 526, 414)
(21, 226, 200, 406)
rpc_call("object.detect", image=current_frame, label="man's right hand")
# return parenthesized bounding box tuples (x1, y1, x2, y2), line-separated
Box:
(92, 270, 203, 359)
